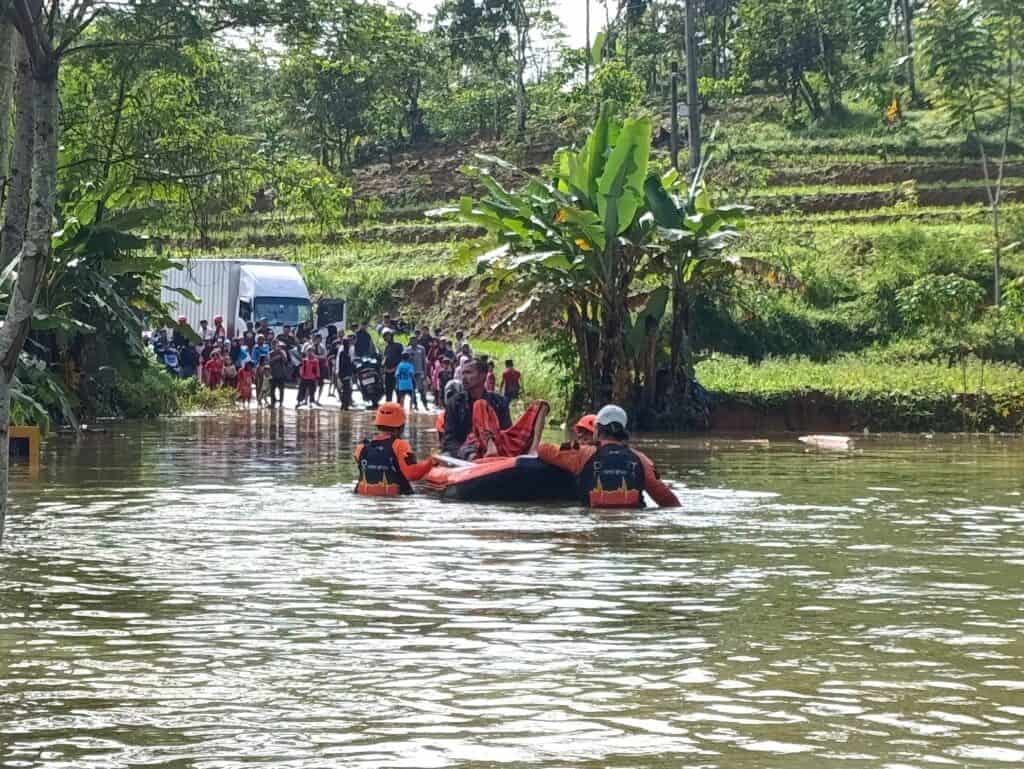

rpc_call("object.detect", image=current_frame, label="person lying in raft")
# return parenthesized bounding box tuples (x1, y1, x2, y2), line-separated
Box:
(537, 405, 680, 509)
(441, 356, 548, 460)
(354, 403, 437, 496)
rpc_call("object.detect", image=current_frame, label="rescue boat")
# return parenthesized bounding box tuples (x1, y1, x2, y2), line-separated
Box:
(422, 455, 577, 503)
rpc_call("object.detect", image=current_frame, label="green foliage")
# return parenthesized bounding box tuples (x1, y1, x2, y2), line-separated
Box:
(897, 274, 985, 330)
(59, 40, 262, 242)
(272, 158, 352, 233)
(733, 0, 854, 121)
(919, 0, 1016, 131)
(570, 61, 645, 127)
(114, 353, 236, 418)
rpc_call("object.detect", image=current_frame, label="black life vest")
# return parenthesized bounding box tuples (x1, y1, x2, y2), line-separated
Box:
(579, 442, 646, 509)
(355, 438, 412, 497)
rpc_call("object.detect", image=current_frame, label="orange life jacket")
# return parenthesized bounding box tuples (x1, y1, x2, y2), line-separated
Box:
(355, 437, 412, 497)
(579, 442, 645, 508)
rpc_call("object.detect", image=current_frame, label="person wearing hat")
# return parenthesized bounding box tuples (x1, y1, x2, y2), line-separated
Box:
(212, 315, 226, 340)
(538, 405, 680, 508)
(354, 403, 437, 496)
(380, 328, 404, 402)
(171, 316, 190, 349)
(558, 414, 597, 450)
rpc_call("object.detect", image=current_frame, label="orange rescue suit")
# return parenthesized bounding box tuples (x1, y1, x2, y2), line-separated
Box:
(537, 439, 680, 508)
(353, 434, 433, 496)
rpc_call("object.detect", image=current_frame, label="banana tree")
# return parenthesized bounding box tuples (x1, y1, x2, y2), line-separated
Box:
(0, 193, 182, 427)
(433, 102, 656, 408)
(643, 158, 751, 405)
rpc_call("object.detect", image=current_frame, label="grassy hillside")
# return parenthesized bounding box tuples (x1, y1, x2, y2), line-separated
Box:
(163, 101, 1024, 430)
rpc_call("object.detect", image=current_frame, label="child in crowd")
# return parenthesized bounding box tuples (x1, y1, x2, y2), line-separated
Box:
(222, 345, 238, 389)
(501, 359, 522, 402)
(237, 361, 255, 407)
(395, 352, 416, 410)
(297, 347, 320, 407)
(255, 355, 271, 407)
(203, 349, 224, 389)
(484, 361, 496, 393)
(354, 404, 436, 496)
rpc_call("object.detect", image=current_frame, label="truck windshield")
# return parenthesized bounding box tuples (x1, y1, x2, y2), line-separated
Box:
(254, 297, 312, 327)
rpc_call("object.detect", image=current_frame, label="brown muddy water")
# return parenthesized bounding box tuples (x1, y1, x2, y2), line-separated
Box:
(2, 409, 1023, 768)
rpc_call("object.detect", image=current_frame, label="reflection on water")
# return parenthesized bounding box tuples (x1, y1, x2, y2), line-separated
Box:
(2, 409, 1023, 768)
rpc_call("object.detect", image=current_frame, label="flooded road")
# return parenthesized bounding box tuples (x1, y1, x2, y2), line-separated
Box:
(2, 409, 1023, 768)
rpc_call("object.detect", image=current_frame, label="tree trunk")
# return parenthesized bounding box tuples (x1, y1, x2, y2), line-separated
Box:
(0, 60, 58, 545)
(0, 20, 16, 209)
(668, 263, 693, 397)
(0, 37, 31, 272)
(899, 0, 917, 102)
(798, 73, 825, 120)
(515, 58, 527, 141)
(514, 3, 529, 142)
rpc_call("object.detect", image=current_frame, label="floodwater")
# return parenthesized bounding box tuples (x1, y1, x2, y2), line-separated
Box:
(2, 409, 1024, 769)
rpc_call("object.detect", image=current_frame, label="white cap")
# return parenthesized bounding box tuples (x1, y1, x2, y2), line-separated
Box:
(596, 404, 628, 428)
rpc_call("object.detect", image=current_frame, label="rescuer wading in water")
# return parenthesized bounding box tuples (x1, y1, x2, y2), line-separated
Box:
(354, 403, 437, 496)
(537, 405, 680, 509)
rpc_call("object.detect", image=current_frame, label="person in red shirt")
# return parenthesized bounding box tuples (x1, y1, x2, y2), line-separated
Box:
(297, 347, 321, 407)
(354, 403, 437, 496)
(484, 361, 496, 393)
(203, 350, 225, 389)
(538, 405, 680, 509)
(236, 361, 255, 407)
(500, 359, 522, 402)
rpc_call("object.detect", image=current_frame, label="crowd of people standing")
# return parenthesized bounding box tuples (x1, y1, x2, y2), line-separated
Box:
(149, 312, 523, 411)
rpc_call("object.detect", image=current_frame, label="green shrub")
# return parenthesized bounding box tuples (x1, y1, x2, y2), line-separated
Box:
(114, 354, 237, 417)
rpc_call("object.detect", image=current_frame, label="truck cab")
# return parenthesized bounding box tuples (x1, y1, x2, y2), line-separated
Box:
(237, 262, 313, 334)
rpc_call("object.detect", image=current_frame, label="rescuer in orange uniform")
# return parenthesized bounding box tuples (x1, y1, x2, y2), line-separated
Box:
(354, 403, 436, 496)
(538, 405, 680, 509)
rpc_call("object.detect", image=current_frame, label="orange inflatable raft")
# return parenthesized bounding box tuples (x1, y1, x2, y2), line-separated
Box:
(423, 455, 577, 502)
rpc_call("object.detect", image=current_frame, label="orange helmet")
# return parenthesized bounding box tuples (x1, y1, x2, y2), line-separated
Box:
(375, 402, 406, 429)
(575, 414, 597, 435)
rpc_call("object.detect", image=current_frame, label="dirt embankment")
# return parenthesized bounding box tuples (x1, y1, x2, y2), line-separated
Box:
(352, 139, 561, 204)
(768, 162, 1024, 187)
(388, 275, 560, 339)
(756, 184, 1021, 215)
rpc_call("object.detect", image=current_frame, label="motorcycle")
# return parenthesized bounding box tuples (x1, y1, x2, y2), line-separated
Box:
(354, 354, 383, 408)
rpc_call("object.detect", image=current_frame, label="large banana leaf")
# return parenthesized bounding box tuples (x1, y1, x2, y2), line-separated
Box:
(597, 116, 651, 240)
(582, 102, 615, 205)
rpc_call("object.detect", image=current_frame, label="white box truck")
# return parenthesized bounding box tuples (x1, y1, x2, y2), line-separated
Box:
(161, 258, 320, 337)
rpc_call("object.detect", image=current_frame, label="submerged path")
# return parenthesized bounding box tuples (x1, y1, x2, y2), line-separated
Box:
(1, 415, 1023, 768)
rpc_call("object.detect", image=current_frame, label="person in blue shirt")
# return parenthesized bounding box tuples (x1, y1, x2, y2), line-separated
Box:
(250, 335, 271, 367)
(395, 352, 417, 411)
